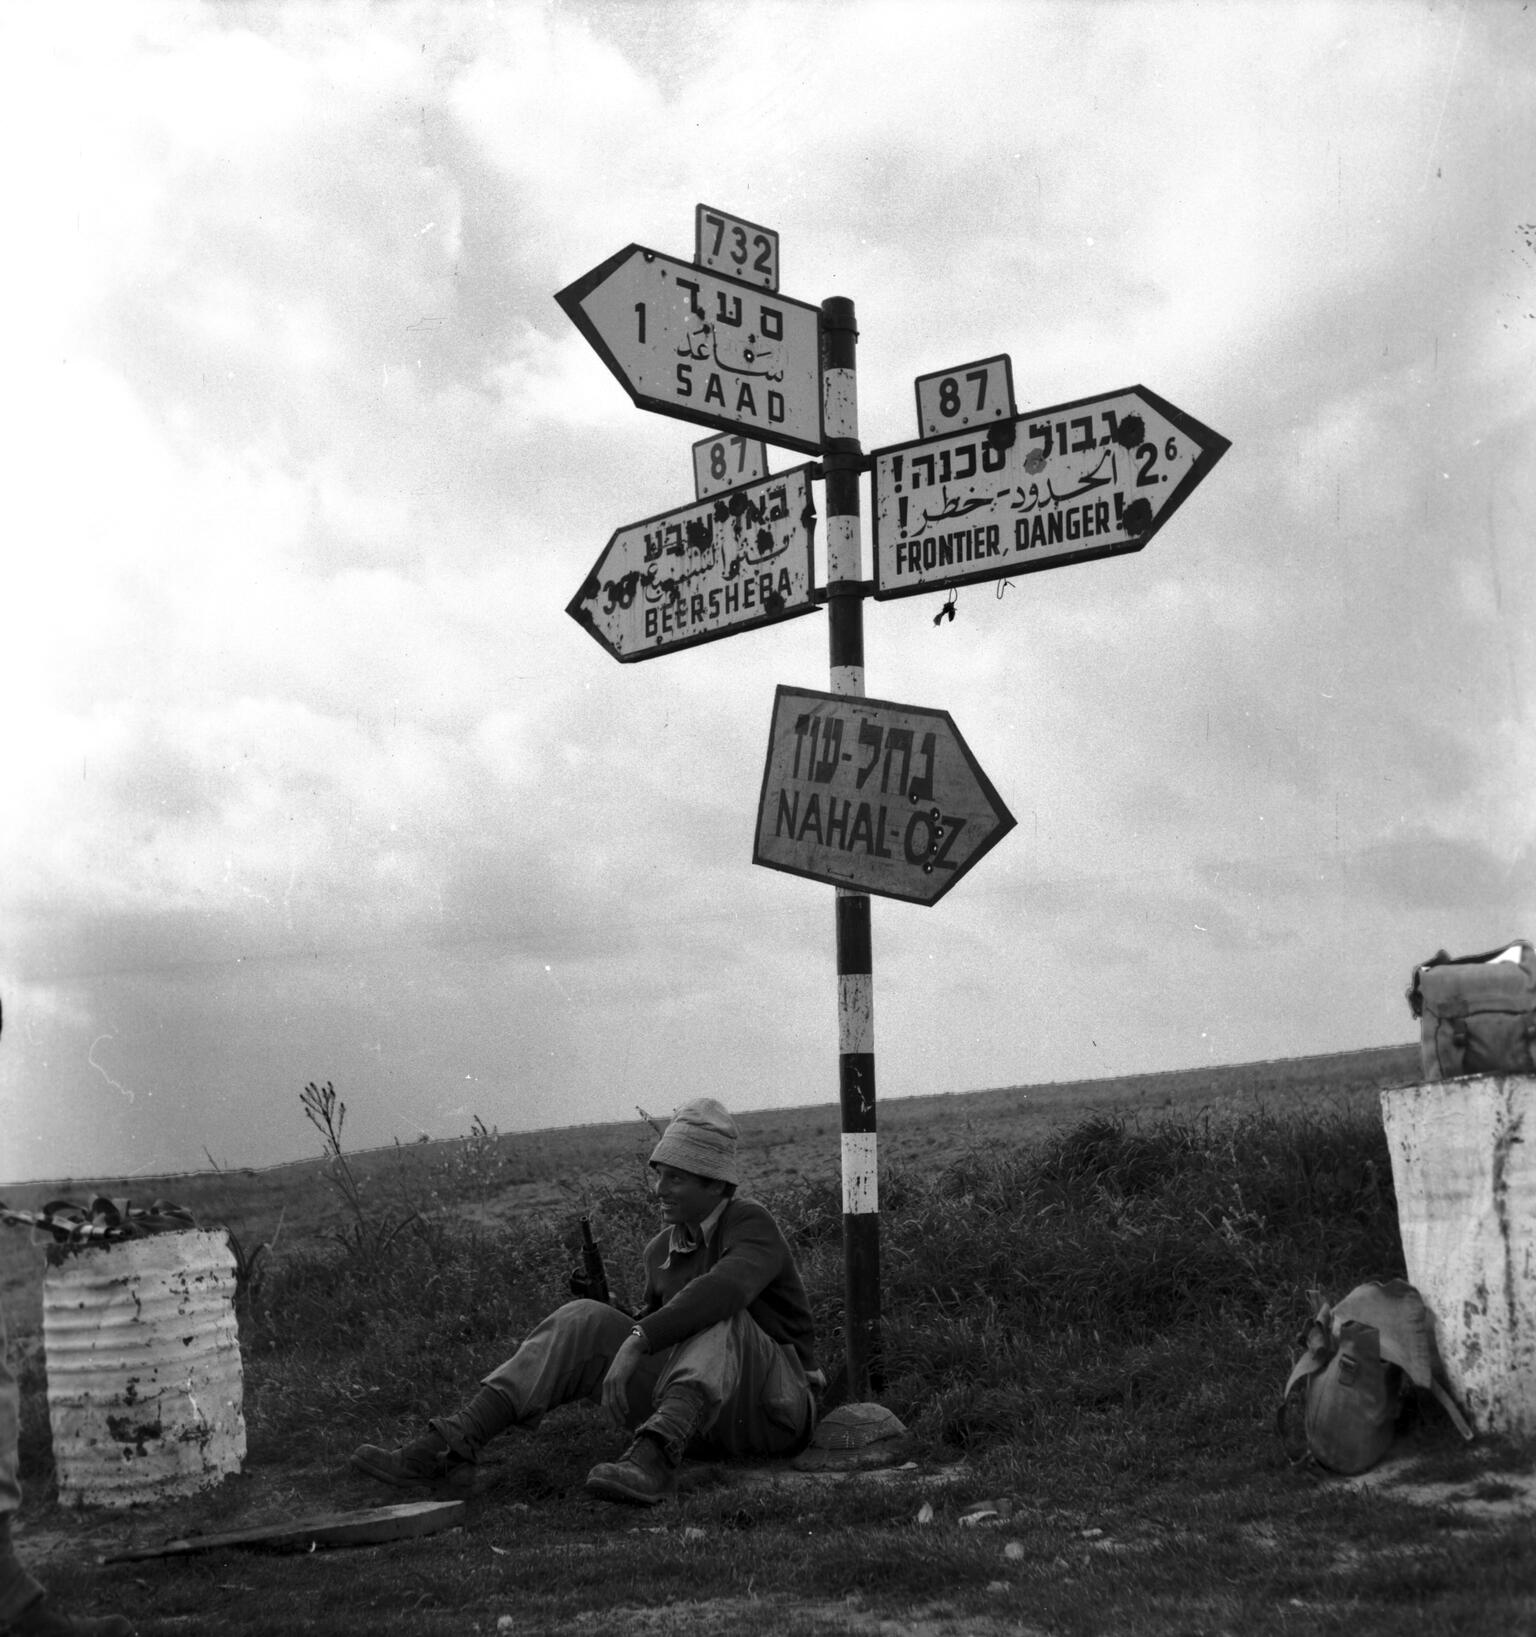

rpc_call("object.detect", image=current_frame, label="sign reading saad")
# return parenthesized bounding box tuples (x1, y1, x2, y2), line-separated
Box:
(555, 245, 824, 454)
(753, 686, 1015, 906)
(871, 385, 1230, 600)
(568, 467, 818, 663)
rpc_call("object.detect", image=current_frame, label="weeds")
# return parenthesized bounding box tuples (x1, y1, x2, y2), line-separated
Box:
(299, 1079, 426, 1266)
(435, 1113, 510, 1205)
(246, 1096, 1426, 1489)
(21, 1068, 1532, 1637)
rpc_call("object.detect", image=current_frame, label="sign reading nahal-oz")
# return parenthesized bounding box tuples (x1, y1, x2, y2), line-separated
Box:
(753, 686, 1015, 906)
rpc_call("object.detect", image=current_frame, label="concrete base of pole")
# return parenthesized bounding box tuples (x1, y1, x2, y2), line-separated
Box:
(1380, 1074, 1536, 1437)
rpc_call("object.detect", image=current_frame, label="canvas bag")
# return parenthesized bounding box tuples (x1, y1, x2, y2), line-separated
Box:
(1405, 940, 1536, 1081)
(1278, 1279, 1473, 1474)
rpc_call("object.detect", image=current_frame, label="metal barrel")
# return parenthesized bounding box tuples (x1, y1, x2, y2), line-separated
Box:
(42, 1227, 246, 1507)
(1381, 1074, 1536, 1437)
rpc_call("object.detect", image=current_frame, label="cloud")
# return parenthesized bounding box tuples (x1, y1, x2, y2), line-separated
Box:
(1357, 829, 1531, 918)
(2, 2, 1531, 1178)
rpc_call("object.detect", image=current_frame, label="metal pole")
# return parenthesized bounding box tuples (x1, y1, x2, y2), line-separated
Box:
(821, 295, 880, 1399)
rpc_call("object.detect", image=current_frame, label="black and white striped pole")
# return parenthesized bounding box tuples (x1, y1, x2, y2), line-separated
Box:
(821, 295, 880, 1399)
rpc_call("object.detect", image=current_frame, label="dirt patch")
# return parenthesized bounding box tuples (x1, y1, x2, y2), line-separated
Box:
(559, 1597, 1045, 1637)
(1345, 1455, 1536, 1520)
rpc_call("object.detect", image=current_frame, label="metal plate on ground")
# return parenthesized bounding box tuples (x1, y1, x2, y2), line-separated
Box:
(100, 1499, 465, 1561)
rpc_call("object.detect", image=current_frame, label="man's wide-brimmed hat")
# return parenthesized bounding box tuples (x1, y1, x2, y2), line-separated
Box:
(649, 1098, 740, 1186)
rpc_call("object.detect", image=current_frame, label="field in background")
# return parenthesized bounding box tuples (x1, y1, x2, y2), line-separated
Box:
(11, 1039, 1528, 1637)
(1, 1044, 1422, 1336)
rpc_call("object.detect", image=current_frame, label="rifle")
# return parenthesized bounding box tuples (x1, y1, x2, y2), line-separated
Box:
(573, 1215, 611, 1307)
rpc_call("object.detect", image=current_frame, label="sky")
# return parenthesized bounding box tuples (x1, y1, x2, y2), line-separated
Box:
(1, 0, 1532, 1184)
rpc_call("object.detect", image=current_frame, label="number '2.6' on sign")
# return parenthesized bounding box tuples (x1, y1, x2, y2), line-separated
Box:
(695, 204, 779, 292)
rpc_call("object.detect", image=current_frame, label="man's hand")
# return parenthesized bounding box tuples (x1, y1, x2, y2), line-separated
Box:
(600, 1331, 647, 1429)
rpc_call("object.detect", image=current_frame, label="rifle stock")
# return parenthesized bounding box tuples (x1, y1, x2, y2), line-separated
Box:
(579, 1215, 611, 1307)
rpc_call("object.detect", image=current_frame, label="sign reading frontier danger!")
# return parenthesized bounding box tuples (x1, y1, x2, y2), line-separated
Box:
(871, 385, 1229, 600)
(753, 686, 1015, 906)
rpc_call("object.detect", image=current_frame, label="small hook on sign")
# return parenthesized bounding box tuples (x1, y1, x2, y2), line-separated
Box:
(934, 593, 957, 626)
(995, 578, 1012, 600)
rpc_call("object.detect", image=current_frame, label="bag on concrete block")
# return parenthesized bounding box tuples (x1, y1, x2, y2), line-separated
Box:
(1277, 1279, 1473, 1474)
(1406, 940, 1536, 1082)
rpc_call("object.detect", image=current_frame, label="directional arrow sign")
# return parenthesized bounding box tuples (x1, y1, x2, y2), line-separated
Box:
(556, 245, 824, 455)
(871, 385, 1229, 600)
(568, 466, 818, 663)
(753, 685, 1015, 906)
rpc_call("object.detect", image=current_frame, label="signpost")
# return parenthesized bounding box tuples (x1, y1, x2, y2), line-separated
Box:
(871, 384, 1230, 600)
(753, 686, 1015, 906)
(555, 245, 824, 454)
(557, 207, 1230, 1407)
(567, 466, 818, 663)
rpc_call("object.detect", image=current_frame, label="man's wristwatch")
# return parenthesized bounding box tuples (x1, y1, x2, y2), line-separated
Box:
(629, 1325, 648, 1352)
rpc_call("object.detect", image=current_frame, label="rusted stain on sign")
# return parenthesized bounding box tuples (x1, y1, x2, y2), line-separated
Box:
(569, 467, 818, 663)
(871, 384, 1229, 599)
(556, 244, 824, 454)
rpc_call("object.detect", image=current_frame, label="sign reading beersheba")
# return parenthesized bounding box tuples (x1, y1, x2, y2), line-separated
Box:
(871, 385, 1230, 600)
(568, 467, 818, 663)
(555, 245, 824, 455)
(753, 685, 1015, 906)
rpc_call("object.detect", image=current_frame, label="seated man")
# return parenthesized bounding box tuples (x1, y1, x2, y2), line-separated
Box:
(351, 1098, 818, 1505)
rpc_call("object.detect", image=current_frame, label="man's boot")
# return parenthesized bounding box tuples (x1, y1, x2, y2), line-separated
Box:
(350, 1384, 516, 1490)
(585, 1382, 709, 1506)
(583, 1430, 677, 1506)
(349, 1425, 475, 1491)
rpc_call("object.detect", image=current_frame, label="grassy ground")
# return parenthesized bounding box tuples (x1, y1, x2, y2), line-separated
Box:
(5, 1048, 1534, 1635)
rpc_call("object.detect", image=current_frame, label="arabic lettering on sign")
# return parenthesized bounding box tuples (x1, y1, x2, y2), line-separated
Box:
(568, 466, 817, 662)
(870, 387, 1225, 600)
(661, 276, 802, 437)
(558, 247, 824, 453)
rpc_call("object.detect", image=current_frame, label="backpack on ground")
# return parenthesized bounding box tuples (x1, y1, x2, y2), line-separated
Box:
(1406, 940, 1536, 1081)
(1277, 1279, 1473, 1474)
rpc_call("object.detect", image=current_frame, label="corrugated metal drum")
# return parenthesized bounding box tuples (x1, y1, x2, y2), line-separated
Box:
(43, 1227, 246, 1507)
(1380, 1074, 1536, 1437)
